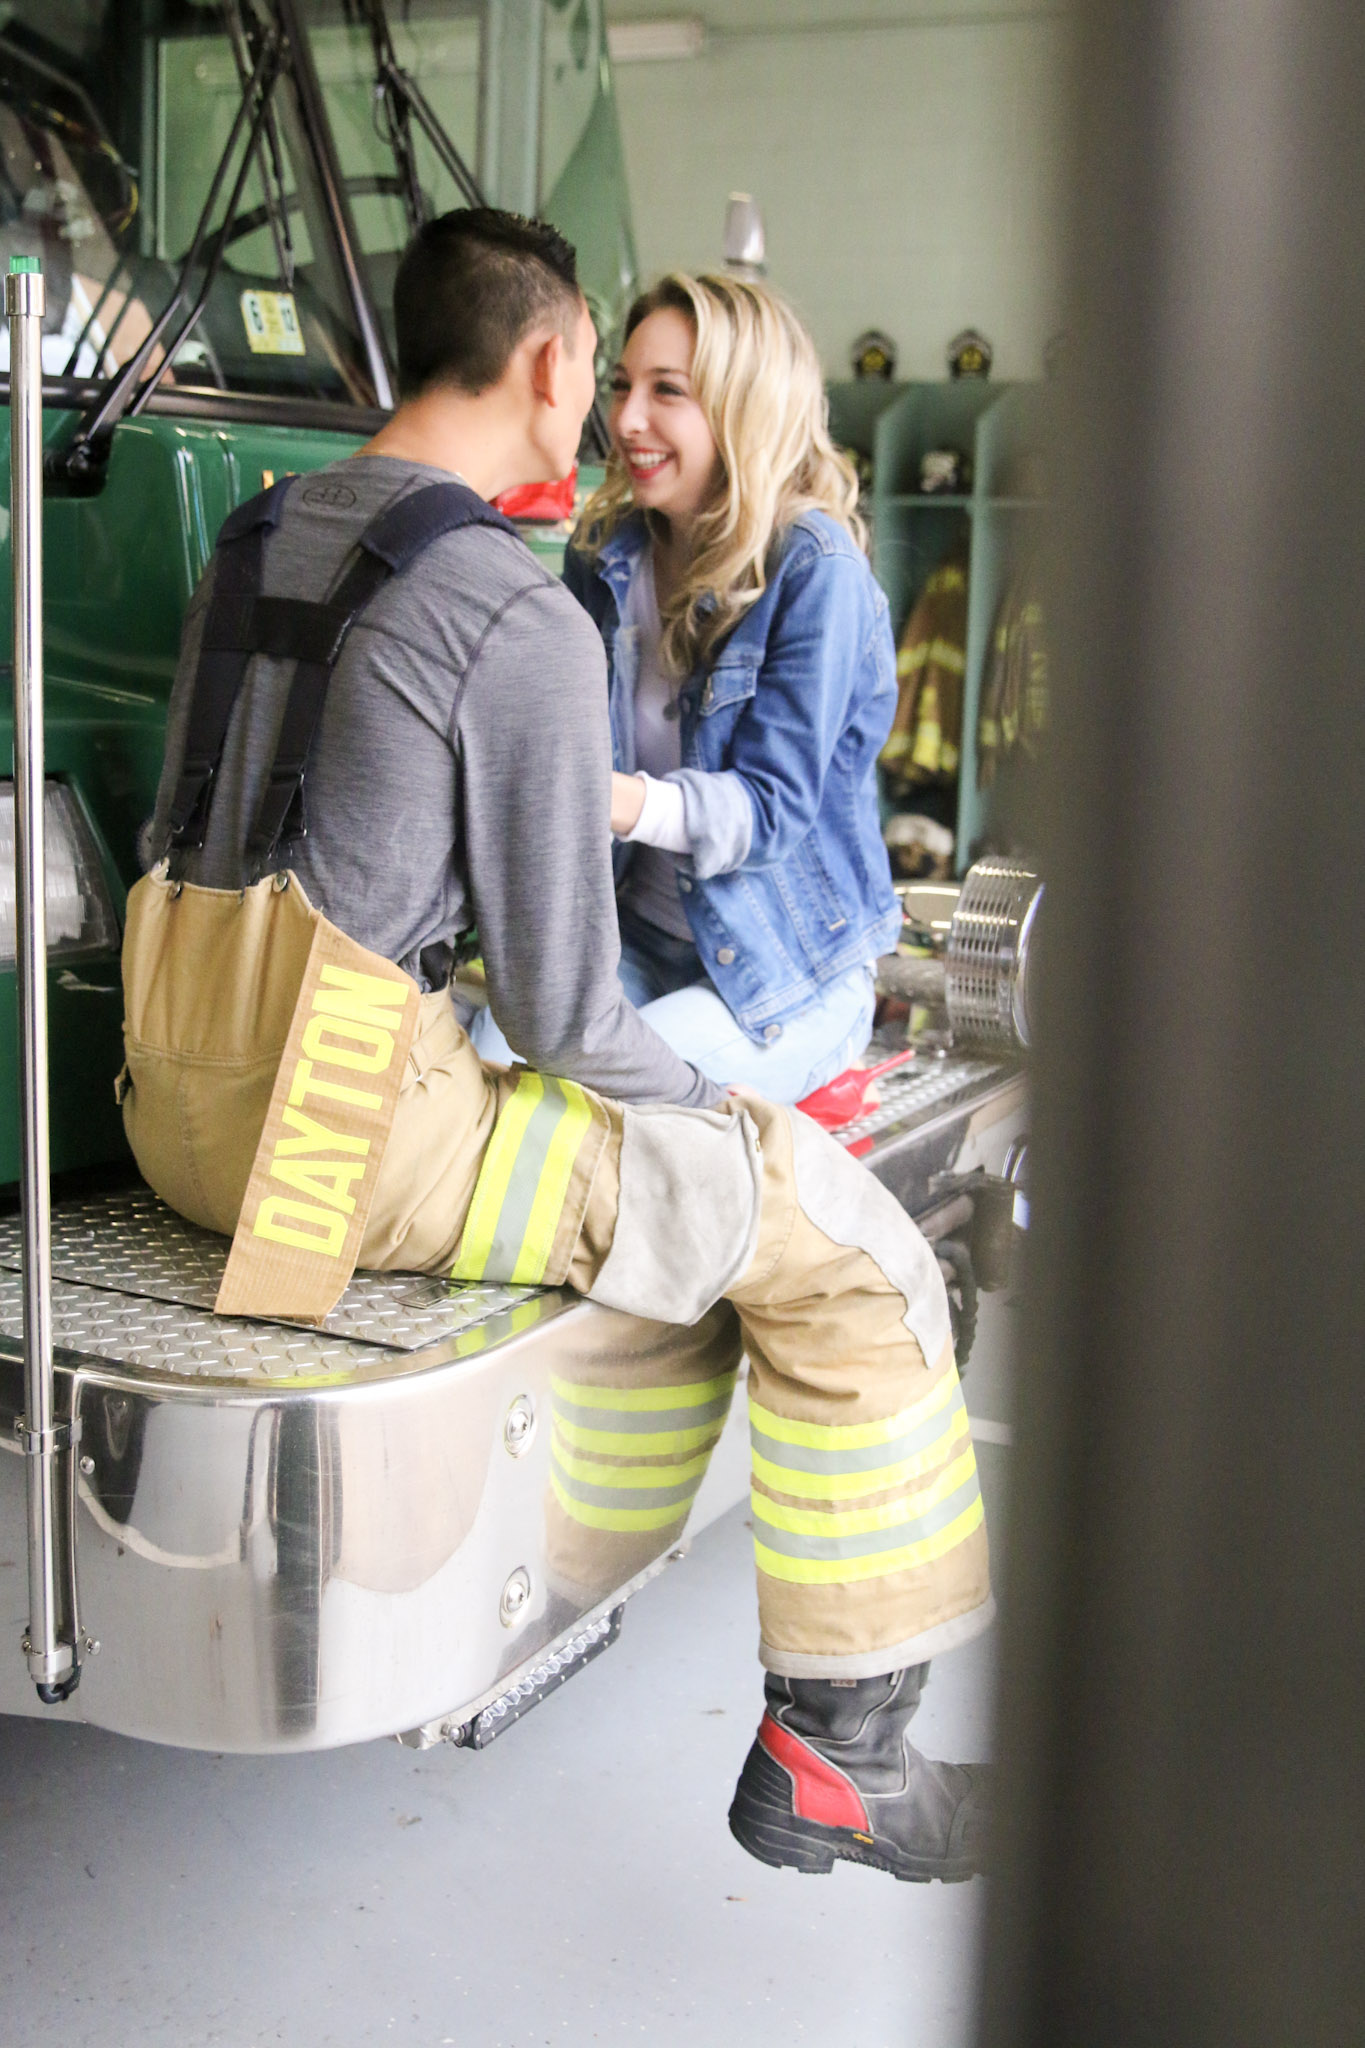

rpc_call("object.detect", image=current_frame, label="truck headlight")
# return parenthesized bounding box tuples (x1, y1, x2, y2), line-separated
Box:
(0, 782, 121, 963)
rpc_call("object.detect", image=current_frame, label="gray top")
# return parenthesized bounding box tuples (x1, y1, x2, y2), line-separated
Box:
(147, 454, 719, 1109)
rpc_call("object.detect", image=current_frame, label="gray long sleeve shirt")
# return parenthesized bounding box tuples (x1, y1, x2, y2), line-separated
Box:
(147, 454, 720, 1110)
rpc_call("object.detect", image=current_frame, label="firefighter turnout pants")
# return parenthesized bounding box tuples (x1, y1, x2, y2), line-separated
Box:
(120, 872, 993, 1679)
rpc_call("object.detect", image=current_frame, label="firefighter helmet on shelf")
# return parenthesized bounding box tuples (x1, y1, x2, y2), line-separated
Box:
(947, 328, 993, 379)
(851, 328, 898, 380)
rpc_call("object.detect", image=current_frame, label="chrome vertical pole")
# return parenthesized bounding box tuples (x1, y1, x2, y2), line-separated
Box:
(7, 254, 78, 1702)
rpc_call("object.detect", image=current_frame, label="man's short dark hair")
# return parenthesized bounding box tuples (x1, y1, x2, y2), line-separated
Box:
(393, 208, 583, 399)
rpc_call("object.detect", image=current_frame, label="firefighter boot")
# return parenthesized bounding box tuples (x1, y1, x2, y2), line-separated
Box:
(727, 1666, 989, 1882)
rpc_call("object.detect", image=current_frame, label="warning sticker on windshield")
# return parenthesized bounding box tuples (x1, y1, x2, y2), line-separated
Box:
(240, 289, 306, 356)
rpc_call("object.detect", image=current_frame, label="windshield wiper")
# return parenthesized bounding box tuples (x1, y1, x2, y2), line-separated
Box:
(360, 0, 427, 236)
(356, 0, 483, 223)
(51, 26, 285, 487)
(224, 0, 295, 289)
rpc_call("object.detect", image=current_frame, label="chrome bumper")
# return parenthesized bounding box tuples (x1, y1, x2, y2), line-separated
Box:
(0, 1054, 1025, 1754)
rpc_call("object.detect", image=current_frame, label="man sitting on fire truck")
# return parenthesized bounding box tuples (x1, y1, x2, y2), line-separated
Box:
(120, 208, 993, 1884)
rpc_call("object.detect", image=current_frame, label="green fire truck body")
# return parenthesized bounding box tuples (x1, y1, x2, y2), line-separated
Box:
(0, 0, 627, 1184)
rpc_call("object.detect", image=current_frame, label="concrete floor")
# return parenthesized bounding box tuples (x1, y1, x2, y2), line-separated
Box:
(0, 1304, 1016, 2048)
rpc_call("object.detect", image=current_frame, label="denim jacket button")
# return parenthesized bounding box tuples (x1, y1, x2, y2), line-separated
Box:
(701, 682, 713, 709)
(677, 876, 693, 893)
(763, 1023, 782, 1042)
(716, 946, 736, 966)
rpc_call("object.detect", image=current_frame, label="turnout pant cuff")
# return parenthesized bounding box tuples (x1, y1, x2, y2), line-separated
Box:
(758, 1593, 997, 1680)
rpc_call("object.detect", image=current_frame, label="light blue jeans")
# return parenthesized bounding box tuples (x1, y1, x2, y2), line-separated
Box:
(470, 907, 876, 1105)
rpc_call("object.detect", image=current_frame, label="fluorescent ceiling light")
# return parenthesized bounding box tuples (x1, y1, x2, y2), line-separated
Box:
(607, 18, 707, 63)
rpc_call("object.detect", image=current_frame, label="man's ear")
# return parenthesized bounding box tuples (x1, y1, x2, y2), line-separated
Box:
(529, 327, 567, 407)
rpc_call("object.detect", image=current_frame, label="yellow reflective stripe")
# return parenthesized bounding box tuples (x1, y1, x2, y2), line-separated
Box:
(552, 1443, 715, 1489)
(910, 724, 943, 770)
(551, 1469, 693, 1532)
(755, 1494, 985, 1585)
(451, 1295, 545, 1358)
(510, 1078, 591, 1283)
(751, 1448, 978, 1539)
(453, 1075, 598, 1284)
(551, 1370, 736, 1413)
(452, 1073, 545, 1279)
(553, 1415, 725, 1457)
(927, 637, 965, 673)
(749, 1373, 957, 1453)
(750, 1404, 970, 1501)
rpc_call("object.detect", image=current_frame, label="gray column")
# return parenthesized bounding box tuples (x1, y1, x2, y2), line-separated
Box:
(478, 0, 544, 214)
(979, 5, 1365, 2045)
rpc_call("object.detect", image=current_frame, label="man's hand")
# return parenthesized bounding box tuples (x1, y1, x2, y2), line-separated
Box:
(610, 771, 647, 836)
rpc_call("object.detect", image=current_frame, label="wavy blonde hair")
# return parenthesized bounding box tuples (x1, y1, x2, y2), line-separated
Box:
(575, 272, 866, 676)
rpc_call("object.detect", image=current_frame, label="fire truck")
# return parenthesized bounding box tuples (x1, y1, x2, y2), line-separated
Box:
(0, 0, 1032, 1750)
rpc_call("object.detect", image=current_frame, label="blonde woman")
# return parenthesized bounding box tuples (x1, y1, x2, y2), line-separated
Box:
(568, 272, 901, 1101)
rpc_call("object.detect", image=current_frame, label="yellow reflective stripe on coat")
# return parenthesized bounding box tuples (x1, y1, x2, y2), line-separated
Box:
(748, 1375, 983, 1586)
(554, 1414, 729, 1457)
(549, 1471, 697, 1533)
(549, 1368, 737, 1531)
(753, 1448, 978, 1540)
(553, 1443, 716, 1490)
(552, 1368, 736, 1457)
(750, 1373, 959, 1454)
(452, 1072, 593, 1284)
(754, 1495, 985, 1585)
(750, 1400, 971, 1502)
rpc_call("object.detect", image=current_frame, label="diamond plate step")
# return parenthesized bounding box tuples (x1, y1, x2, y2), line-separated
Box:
(831, 1055, 1007, 1148)
(0, 1187, 541, 1354)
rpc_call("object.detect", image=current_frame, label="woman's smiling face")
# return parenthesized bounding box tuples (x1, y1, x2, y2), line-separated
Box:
(609, 306, 722, 529)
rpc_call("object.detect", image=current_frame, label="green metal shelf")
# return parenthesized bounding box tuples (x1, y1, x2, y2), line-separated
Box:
(880, 494, 1049, 511)
(859, 380, 1053, 872)
(881, 493, 974, 508)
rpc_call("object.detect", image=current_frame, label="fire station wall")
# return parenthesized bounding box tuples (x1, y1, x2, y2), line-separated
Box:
(605, 1, 1066, 378)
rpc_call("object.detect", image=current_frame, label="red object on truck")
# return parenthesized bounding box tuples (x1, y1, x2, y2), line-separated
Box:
(797, 1050, 917, 1130)
(493, 468, 578, 521)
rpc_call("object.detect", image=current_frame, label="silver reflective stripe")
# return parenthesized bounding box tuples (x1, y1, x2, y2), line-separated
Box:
(750, 1384, 968, 1476)
(554, 1393, 734, 1437)
(475, 1076, 579, 1278)
(550, 1463, 702, 1515)
(751, 1470, 982, 1562)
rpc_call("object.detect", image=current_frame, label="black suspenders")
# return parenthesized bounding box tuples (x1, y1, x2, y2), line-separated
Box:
(163, 477, 521, 873)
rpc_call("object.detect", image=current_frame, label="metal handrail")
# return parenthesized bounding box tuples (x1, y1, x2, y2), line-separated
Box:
(7, 255, 79, 1703)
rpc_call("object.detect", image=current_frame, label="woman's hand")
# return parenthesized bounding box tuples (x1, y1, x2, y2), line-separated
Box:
(610, 771, 647, 837)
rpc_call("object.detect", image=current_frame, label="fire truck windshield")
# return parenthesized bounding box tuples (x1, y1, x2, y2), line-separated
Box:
(296, 0, 482, 357)
(0, 0, 379, 408)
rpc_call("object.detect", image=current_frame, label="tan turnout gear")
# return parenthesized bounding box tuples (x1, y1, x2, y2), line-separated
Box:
(120, 869, 992, 1679)
(880, 544, 969, 794)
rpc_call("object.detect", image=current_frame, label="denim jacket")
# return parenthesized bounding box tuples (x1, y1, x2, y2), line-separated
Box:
(564, 509, 901, 1043)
